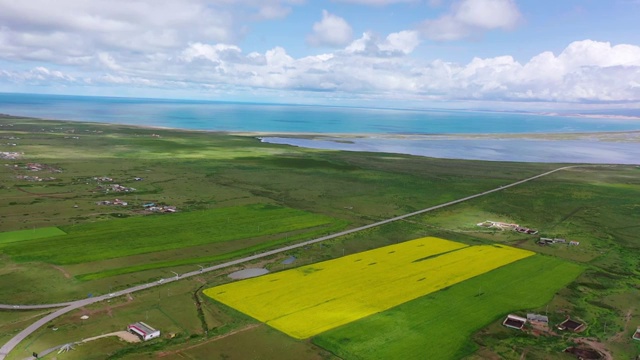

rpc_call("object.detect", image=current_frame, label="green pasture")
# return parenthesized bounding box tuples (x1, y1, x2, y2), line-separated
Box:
(314, 255, 584, 360)
(75, 219, 348, 281)
(4, 275, 235, 360)
(0, 117, 556, 233)
(0, 227, 66, 245)
(0, 204, 342, 264)
(125, 325, 337, 360)
(2, 117, 640, 358)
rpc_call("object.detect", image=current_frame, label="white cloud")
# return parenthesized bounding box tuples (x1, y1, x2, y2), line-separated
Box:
(346, 31, 421, 56)
(307, 10, 354, 47)
(380, 31, 422, 54)
(2, 39, 639, 104)
(98, 53, 122, 71)
(332, 0, 417, 4)
(420, 0, 521, 41)
(0, 0, 304, 64)
(454, 0, 520, 29)
(0, 66, 77, 84)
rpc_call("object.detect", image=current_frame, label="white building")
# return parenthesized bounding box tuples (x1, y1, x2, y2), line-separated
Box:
(127, 322, 160, 341)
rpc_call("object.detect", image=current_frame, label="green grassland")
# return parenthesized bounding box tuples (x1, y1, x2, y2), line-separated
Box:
(120, 325, 337, 360)
(314, 255, 584, 360)
(4, 261, 333, 360)
(1, 204, 340, 264)
(0, 116, 557, 304)
(0, 226, 66, 245)
(0, 309, 52, 348)
(1, 116, 640, 359)
(0, 117, 556, 232)
(408, 166, 640, 358)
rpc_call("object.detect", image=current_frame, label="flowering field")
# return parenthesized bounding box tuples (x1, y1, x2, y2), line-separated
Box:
(204, 237, 534, 339)
(314, 255, 584, 360)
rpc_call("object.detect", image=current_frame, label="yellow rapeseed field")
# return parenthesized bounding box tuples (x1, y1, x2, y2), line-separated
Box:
(204, 237, 533, 339)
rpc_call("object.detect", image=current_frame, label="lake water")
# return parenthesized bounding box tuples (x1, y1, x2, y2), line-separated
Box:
(2, 92, 640, 134)
(1, 92, 639, 163)
(261, 137, 640, 164)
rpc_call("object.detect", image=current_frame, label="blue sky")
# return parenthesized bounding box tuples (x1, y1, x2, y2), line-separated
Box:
(0, 0, 639, 109)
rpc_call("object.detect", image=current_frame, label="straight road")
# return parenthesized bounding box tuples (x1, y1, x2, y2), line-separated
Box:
(0, 165, 585, 359)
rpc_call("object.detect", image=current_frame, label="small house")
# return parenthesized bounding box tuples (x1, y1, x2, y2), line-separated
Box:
(557, 318, 584, 332)
(503, 314, 527, 330)
(128, 322, 160, 341)
(527, 313, 549, 323)
(633, 327, 640, 341)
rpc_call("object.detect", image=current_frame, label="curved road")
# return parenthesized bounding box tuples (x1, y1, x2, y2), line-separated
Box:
(0, 165, 585, 359)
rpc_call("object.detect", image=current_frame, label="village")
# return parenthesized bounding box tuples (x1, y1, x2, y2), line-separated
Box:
(501, 313, 624, 359)
(3, 147, 179, 215)
(477, 220, 581, 247)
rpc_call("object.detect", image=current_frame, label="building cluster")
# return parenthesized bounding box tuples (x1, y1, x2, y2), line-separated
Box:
(514, 226, 538, 235)
(96, 199, 128, 206)
(1, 151, 22, 160)
(93, 176, 114, 182)
(16, 175, 56, 182)
(502, 314, 528, 330)
(503, 313, 585, 333)
(538, 237, 580, 246)
(24, 162, 62, 172)
(143, 202, 177, 213)
(477, 220, 538, 235)
(103, 184, 136, 193)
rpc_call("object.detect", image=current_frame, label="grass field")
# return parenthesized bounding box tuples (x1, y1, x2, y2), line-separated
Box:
(205, 237, 533, 339)
(0, 204, 342, 264)
(2, 117, 639, 359)
(0, 227, 66, 245)
(124, 325, 337, 360)
(314, 255, 584, 360)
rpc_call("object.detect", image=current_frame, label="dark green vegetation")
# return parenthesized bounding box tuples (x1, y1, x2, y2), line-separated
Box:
(1, 116, 639, 359)
(314, 255, 584, 359)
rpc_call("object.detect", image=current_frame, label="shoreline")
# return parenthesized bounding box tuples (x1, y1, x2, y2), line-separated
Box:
(2, 113, 640, 141)
(2, 114, 639, 165)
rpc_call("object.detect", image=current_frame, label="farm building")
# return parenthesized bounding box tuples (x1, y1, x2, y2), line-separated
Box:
(515, 226, 538, 235)
(127, 322, 160, 341)
(502, 314, 527, 330)
(527, 313, 549, 323)
(557, 318, 585, 332)
(633, 327, 640, 341)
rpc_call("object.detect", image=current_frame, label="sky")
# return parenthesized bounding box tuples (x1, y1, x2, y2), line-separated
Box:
(0, 0, 639, 109)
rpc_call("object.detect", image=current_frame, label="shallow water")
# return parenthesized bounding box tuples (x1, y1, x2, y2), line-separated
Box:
(261, 137, 640, 164)
(228, 268, 269, 279)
